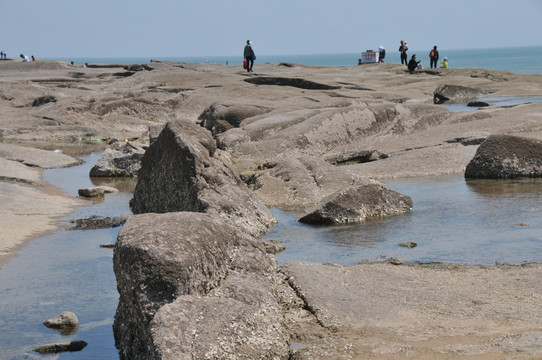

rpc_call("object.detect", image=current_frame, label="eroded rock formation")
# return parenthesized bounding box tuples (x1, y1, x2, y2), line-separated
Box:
(465, 134, 542, 178)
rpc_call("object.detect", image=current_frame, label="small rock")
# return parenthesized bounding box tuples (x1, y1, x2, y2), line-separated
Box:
(261, 240, 286, 254)
(398, 241, 417, 248)
(387, 258, 404, 265)
(78, 187, 105, 197)
(33, 340, 87, 354)
(43, 311, 79, 329)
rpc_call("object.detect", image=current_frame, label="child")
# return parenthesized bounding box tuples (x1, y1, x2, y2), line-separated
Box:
(441, 57, 448, 69)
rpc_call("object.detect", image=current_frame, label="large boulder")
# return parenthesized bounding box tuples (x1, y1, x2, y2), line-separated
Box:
(113, 212, 288, 360)
(130, 119, 275, 237)
(298, 183, 413, 224)
(433, 84, 484, 104)
(89, 142, 146, 177)
(465, 134, 542, 178)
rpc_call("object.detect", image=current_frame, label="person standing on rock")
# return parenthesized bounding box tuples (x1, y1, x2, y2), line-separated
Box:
(399, 40, 408, 65)
(429, 45, 439, 68)
(244, 40, 255, 72)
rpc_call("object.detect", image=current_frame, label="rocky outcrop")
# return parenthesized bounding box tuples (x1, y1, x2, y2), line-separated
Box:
(298, 183, 413, 224)
(465, 134, 542, 178)
(89, 142, 146, 177)
(198, 102, 271, 136)
(130, 119, 275, 237)
(113, 212, 289, 360)
(433, 84, 484, 104)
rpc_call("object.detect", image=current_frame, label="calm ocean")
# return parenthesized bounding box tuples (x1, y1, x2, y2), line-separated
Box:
(52, 45, 542, 74)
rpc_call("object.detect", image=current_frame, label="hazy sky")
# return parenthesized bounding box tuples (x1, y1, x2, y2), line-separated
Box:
(1, 0, 541, 59)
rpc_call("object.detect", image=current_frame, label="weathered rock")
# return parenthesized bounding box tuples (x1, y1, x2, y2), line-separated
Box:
(465, 134, 542, 178)
(78, 187, 105, 197)
(324, 149, 388, 165)
(113, 212, 287, 360)
(261, 239, 287, 254)
(43, 311, 79, 329)
(33, 340, 87, 354)
(89, 141, 146, 177)
(69, 215, 127, 230)
(253, 156, 377, 211)
(130, 119, 275, 237)
(433, 84, 484, 104)
(298, 183, 413, 225)
(198, 102, 271, 136)
(150, 272, 290, 360)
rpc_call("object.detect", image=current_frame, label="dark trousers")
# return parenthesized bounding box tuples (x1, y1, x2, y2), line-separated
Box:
(430, 58, 438, 68)
(401, 53, 407, 65)
(245, 56, 253, 71)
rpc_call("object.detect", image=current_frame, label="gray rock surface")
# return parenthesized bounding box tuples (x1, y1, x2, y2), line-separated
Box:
(280, 261, 542, 359)
(298, 183, 413, 224)
(113, 212, 288, 360)
(89, 141, 146, 177)
(465, 134, 542, 178)
(130, 119, 275, 237)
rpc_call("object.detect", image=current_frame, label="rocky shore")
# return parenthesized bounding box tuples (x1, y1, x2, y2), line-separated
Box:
(1, 59, 542, 358)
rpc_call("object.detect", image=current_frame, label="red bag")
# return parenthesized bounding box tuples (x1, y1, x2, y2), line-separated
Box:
(243, 59, 247, 69)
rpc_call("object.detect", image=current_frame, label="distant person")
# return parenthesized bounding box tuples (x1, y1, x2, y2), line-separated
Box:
(357, 58, 362, 65)
(429, 45, 439, 68)
(408, 54, 421, 73)
(243, 40, 255, 72)
(441, 57, 448, 68)
(20, 54, 29, 62)
(0, 51, 3, 59)
(378, 46, 386, 63)
(399, 40, 408, 65)
(31, 55, 36, 61)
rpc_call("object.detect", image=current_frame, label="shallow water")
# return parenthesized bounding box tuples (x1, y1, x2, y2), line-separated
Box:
(0, 153, 133, 359)
(264, 176, 542, 266)
(443, 95, 542, 112)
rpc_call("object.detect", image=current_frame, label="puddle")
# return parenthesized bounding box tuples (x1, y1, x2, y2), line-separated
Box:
(0, 153, 134, 359)
(263, 176, 542, 266)
(443, 95, 542, 112)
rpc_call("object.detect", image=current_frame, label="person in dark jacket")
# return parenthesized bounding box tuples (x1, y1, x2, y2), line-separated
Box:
(408, 54, 421, 73)
(243, 40, 255, 72)
(399, 40, 408, 65)
(429, 45, 439, 68)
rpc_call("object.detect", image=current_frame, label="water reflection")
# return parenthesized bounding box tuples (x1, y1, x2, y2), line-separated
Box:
(263, 176, 542, 266)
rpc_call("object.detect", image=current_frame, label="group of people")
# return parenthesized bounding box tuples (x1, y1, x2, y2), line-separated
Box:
(400, 41, 448, 73)
(0, 51, 7, 59)
(19, 54, 36, 62)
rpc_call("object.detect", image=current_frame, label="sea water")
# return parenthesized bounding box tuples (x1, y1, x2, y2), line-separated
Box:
(50, 45, 542, 74)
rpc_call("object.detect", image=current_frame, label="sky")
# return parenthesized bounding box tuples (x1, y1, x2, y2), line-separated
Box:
(1, 0, 541, 59)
